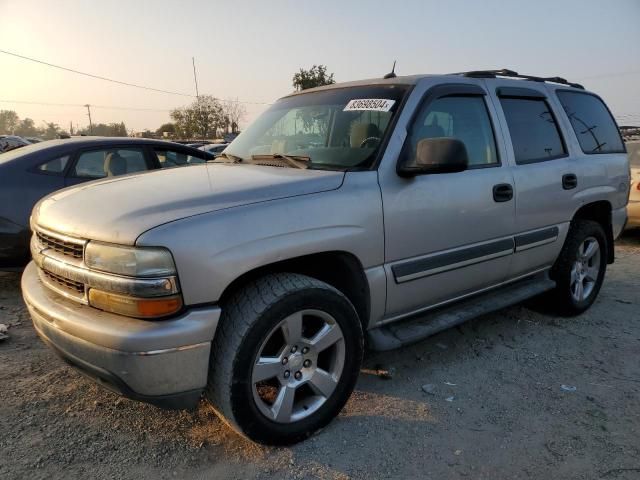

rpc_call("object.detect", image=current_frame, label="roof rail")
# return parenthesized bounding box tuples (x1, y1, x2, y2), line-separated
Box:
(458, 69, 585, 90)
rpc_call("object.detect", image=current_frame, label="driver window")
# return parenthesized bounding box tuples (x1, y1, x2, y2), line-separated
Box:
(408, 96, 499, 167)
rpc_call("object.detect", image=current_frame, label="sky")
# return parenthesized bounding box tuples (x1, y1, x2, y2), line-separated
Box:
(0, 0, 639, 133)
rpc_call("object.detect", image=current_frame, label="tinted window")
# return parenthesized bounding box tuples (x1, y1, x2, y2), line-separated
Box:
(500, 98, 566, 164)
(557, 91, 625, 154)
(406, 96, 499, 167)
(38, 155, 70, 174)
(154, 148, 206, 168)
(73, 148, 148, 178)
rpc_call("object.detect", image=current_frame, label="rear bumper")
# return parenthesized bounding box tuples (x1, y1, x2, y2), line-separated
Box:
(22, 262, 221, 409)
(626, 201, 640, 228)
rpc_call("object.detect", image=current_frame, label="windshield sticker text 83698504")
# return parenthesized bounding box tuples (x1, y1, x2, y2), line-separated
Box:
(343, 99, 395, 112)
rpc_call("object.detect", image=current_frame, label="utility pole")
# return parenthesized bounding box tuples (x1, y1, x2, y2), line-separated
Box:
(84, 104, 93, 134)
(192, 57, 205, 141)
(69, 121, 74, 135)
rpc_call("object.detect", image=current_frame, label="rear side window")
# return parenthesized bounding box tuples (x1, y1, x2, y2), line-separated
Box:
(500, 97, 566, 164)
(73, 148, 148, 178)
(37, 155, 70, 174)
(153, 148, 206, 168)
(556, 91, 625, 154)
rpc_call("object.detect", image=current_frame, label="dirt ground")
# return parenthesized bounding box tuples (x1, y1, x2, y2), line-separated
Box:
(1, 232, 639, 480)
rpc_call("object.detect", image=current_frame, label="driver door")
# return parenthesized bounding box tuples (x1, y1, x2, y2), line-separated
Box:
(379, 83, 516, 318)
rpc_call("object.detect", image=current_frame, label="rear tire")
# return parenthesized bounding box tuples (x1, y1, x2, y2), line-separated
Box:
(550, 219, 607, 316)
(206, 273, 363, 445)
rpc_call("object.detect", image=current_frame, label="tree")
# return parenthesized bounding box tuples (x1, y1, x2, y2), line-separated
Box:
(42, 122, 60, 140)
(292, 65, 335, 91)
(156, 122, 176, 136)
(76, 122, 128, 137)
(223, 99, 247, 133)
(15, 118, 39, 137)
(0, 110, 19, 134)
(171, 95, 224, 139)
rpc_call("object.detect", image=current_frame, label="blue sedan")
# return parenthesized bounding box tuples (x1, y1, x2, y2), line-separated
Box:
(0, 137, 213, 269)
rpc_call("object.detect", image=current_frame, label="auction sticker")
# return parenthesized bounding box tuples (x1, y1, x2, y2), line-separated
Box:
(343, 99, 395, 112)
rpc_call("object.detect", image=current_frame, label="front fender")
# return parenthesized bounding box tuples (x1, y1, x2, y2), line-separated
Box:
(136, 172, 384, 306)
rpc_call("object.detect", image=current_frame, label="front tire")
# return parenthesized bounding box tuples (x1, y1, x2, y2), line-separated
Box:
(550, 219, 607, 316)
(206, 273, 364, 445)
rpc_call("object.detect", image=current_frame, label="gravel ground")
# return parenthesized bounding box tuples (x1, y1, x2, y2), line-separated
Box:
(1, 232, 639, 480)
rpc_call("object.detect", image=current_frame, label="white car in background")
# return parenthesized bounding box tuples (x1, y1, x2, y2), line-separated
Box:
(626, 140, 640, 229)
(199, 143, 228, 157)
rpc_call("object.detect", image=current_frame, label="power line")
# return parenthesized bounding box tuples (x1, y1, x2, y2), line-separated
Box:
(0, 99, 173, 112)
(0, 99, 267, 112)
(0, 49, 273, 105)
(0, 49, 195, 97)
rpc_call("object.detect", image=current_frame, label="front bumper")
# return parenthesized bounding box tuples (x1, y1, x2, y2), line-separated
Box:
(22, 262, 221, 409)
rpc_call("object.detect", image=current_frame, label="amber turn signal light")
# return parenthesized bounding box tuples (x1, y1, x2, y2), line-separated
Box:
(89, 289, 182, 319)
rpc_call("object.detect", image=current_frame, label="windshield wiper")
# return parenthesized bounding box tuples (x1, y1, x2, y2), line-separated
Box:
(209, 152, 244, 163)
(250, 153, 311, 169)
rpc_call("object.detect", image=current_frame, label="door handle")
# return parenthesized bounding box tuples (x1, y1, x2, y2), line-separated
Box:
(562, 173, 578, 190)
(493, 183, 513, 202)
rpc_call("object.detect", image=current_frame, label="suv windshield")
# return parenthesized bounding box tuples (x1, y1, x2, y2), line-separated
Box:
(223, 85, 410, 170)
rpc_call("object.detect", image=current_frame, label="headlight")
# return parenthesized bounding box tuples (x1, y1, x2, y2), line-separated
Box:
(85, 242, 176, 277)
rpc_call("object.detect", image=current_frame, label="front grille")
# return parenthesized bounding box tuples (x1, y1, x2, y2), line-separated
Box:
(42, 269, 85, 294)
(36, 231, 84, 259)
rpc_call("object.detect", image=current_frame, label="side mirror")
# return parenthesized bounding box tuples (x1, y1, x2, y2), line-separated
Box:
(398, 137, 469, 176)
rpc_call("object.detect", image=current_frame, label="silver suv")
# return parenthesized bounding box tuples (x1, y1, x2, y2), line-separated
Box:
(22, 69, 629, 444)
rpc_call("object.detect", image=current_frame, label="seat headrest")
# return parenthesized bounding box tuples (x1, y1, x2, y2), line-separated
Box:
(104, 152, 127, 176)
(350, 123, 381, 148)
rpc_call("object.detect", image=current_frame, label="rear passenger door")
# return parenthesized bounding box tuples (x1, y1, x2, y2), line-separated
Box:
(488, 83, 576, 279)
(64, 146, 152, 186)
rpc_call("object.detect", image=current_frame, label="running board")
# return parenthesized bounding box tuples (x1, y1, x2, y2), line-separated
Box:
(367, 273, 556, 351)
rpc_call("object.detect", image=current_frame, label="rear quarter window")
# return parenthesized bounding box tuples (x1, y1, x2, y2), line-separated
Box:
(556, 91, 625, 154)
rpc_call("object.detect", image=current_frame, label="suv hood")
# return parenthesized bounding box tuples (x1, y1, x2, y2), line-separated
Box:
(34, 164, 345, 244)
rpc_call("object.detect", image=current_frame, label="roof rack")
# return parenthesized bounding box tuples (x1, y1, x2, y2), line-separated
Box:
(458, 69, 585, 90)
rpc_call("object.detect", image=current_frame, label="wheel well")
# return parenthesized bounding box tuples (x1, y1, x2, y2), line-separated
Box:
(573, 201, 614, 264)
(219, 252, 371, 329)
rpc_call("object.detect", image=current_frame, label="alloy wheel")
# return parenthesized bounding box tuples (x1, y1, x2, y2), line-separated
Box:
(570, 236, 601, 302)
(251, 309, 346, 423)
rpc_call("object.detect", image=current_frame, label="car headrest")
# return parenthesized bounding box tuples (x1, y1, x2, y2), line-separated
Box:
(104, 152, 127, 176)
(350, 123, 381, 148)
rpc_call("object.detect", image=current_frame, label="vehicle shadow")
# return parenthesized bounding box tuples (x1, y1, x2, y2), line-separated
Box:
(617, 228, 640, 246)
